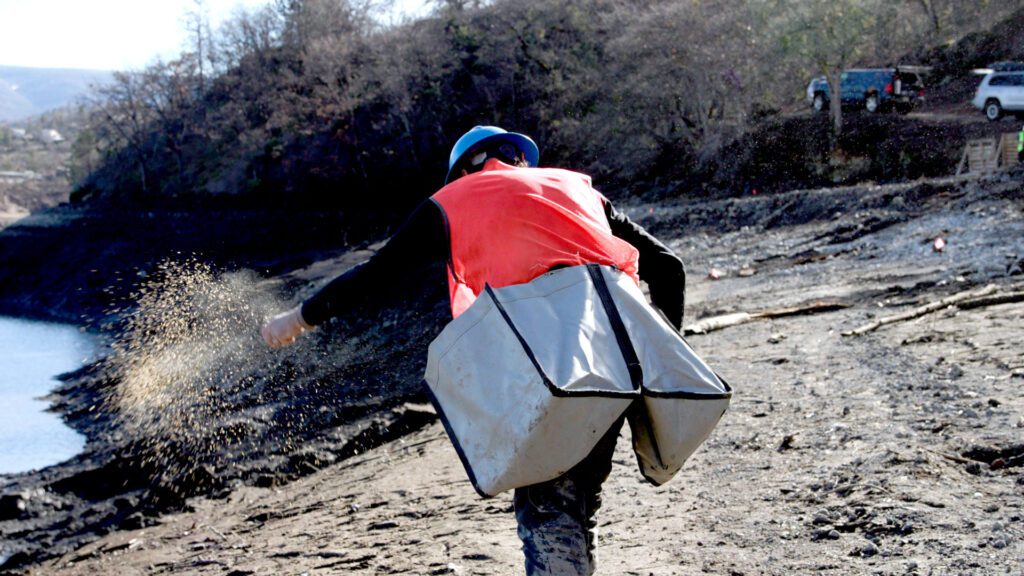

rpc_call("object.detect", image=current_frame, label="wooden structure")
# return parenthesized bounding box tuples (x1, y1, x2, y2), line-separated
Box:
(999, 132, 1020, 168)
(956, 132, 1020, 176)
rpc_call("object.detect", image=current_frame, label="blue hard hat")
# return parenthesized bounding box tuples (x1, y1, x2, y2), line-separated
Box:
(445, 125, 539, 184)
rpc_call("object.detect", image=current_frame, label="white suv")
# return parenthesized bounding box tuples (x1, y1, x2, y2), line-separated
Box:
(972, 71, 1024, 121)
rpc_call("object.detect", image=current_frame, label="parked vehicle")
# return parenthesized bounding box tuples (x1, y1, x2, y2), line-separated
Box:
(806, 76, 825, 108)
(971, 71, 1024, 121)
(987, 61, 1024, 73)
(808, 67, 926, 114)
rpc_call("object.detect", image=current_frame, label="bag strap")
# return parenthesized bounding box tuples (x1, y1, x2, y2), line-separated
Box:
(586, 264, 643, 390)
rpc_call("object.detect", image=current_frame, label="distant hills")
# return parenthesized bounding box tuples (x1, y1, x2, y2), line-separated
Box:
(0, 66, 112, 122)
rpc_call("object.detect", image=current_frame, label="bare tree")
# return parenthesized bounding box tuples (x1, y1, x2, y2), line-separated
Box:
(215, 5, 283, 71)
(183, 0, 213, 93)
(87, 72, 161, 194)
(773, 0, 883, 141)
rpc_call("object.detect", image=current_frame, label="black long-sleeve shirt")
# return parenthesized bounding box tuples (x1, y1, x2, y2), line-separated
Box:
(302, 197, 686, 329)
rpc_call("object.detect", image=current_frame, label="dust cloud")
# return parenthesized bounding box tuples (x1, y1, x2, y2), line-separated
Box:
(104, 259, 299, 488)
(82, 257, 428, 500)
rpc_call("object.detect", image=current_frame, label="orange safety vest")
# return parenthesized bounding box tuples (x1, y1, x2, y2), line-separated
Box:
(431, 159, 640, 318)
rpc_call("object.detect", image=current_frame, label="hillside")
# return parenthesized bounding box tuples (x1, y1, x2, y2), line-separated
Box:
(0, 66, 109, 223)
(0, 66, 110, 122)
(0, 108, 92, 227)
(0, 78, 34, 123)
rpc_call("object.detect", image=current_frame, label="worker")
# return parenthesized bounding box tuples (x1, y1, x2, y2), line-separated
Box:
(1018, 124, 1023, 163)
(261, 125, 686, 575)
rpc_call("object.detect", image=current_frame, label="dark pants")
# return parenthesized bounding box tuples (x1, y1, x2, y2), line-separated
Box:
(513, 417, 624, 575)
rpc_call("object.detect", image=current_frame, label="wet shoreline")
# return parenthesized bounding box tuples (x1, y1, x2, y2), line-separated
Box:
(0, 317, 97, 476)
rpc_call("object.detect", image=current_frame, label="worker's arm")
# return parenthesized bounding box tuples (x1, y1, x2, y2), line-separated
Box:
(263, 200, 447, 348)
(604, 199, 686, 330)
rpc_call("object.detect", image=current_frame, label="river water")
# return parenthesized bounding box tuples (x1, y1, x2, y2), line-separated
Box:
(0, 317, 97, 474)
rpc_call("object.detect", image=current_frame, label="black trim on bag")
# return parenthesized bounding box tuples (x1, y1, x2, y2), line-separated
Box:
(592, 264, 733, 402)
(643, 389, 732, 400)
(420, 379, 493, 499)
(627, 398, 664, 468)
(640, 372, 733, 400)
(586, 264, 643, 391)
(484, 283, 640, 399)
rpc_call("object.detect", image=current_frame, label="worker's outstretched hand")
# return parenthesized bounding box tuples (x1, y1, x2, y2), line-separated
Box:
(261, 306, 313, 349)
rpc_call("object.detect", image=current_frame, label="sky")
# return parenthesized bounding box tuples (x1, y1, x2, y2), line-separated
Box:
(0, 0, 430, 71)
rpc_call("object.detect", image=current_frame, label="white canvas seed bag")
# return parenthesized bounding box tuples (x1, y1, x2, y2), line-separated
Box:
(424, 264, 731, 497)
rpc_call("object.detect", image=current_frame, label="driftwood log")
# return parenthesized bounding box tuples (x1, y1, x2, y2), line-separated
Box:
(683, 300, 848, 335)
(840, 284, 1024, 337)
(682, 285, 1024, 337)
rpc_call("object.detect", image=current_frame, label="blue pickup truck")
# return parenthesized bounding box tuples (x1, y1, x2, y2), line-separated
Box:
(807, 67, 926, 114)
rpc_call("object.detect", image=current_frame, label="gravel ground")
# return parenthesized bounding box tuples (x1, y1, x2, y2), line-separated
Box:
(3, 170, 1023, 575)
